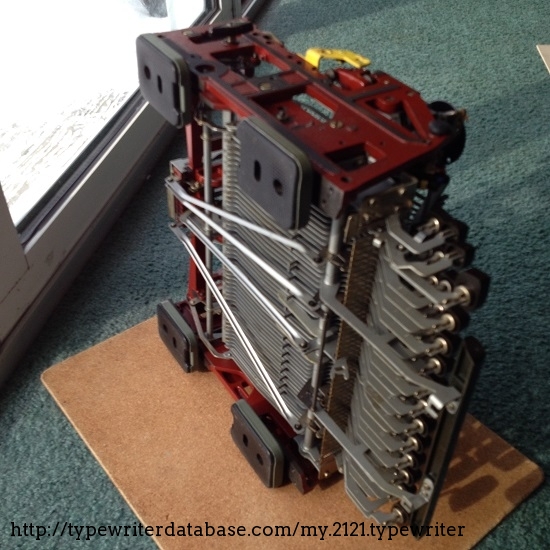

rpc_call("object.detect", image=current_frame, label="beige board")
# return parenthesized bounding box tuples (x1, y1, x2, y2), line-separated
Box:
(537, 45, 550, 73)
(42, 318, 543, 549)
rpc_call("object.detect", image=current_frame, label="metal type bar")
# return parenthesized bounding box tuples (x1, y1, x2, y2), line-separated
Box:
(183, 215, 307, 347)
(202, 123, 214, 337)
(320, 283, 461, 412)
(171, 224, 295, 422)
(314, 409, 427, 514)
(181, 201, 305, 298)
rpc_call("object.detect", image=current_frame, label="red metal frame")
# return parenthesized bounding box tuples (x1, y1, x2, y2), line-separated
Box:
(162, 19, 449, 217)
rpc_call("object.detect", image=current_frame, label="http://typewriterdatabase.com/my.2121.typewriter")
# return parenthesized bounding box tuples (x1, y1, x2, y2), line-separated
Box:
(136, 19, 490, 535)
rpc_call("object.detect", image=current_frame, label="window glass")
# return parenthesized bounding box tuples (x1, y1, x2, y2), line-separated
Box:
(0, 0, 204, 225)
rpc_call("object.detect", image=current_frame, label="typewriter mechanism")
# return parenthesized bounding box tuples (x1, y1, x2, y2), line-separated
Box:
(136, 19, 489, 533)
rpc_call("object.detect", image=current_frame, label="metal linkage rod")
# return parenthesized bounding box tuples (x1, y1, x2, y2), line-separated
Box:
(181, 201, 305, 298)
(183, 215, 308, 348)
(166, 179, 309, 255)
(171, 224, 296, 424)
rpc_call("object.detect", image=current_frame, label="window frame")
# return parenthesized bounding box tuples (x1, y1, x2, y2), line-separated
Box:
(0, 0, 270, 385)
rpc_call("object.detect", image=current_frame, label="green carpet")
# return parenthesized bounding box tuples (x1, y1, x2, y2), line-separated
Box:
(1, 0, 549, 547)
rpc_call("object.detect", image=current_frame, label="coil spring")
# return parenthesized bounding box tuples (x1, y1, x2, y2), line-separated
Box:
(222, 123, 240, 197)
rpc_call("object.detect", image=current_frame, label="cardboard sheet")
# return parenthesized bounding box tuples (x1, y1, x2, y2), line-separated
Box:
(42, 318, 543, 549)
(537, 45, 550, 73)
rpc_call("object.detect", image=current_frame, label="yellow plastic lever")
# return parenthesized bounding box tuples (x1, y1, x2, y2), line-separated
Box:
(304, 48, 371, 69)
